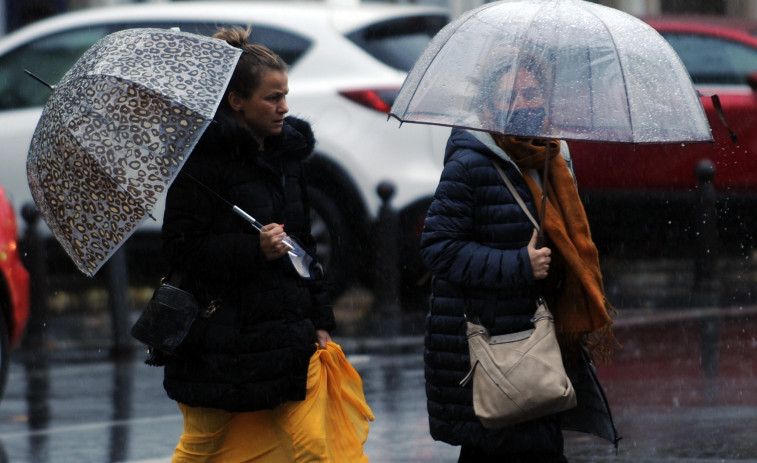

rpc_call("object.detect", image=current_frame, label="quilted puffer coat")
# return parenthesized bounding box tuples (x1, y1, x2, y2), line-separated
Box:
(420, 128, 563, 454)
(160, 109, 335, 412)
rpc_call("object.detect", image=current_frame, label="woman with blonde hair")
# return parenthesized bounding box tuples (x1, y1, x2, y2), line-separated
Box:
(159, 26, 373, 462)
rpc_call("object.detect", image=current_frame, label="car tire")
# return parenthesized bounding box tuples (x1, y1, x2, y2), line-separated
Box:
(307, 186, 358, 298)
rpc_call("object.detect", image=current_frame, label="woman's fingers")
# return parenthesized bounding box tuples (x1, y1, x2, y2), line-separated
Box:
(260, 223, 289, 260)
(527, 229, 551, 280)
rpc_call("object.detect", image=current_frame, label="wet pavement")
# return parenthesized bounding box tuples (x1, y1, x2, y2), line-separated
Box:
(1, 302, 757, 462)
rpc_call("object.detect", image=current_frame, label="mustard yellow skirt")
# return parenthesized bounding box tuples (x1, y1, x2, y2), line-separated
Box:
(172, 342, 375, 462)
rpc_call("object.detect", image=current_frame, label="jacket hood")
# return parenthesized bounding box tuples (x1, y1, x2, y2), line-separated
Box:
(266, 115, 316, 162)
(445, 129, 574, 185)
(200, 108, 315, 161)
(445, 128, 518, 169)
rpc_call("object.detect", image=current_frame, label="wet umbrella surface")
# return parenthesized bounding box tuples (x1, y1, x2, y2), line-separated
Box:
(26, 28, 242, 276)
(390, 0, 712, 144)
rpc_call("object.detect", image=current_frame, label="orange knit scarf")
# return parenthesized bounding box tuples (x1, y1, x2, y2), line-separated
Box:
(495, 135, 617, 360)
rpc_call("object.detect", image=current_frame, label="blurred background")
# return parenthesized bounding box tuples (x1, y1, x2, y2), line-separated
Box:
(0, 0, 756, 358)
(5, 0, 757, 33)
(0, 0, 757, 462)
(0, 0, 755, 350)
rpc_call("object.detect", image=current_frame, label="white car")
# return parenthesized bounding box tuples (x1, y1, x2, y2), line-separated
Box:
(0, 2, 450, 296)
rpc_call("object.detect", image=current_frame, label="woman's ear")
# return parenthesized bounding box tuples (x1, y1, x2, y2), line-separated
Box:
(227, 92, 242, 112)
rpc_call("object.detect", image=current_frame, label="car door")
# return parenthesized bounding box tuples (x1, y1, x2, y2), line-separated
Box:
(569, 27, 757, 193)
(661, 30, 757, 191)
(566, 25, 757, 250)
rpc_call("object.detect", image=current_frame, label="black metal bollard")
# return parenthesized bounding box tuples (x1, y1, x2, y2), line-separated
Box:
(20, 203, 48, 352)
(693, 159, 720, 381)
(106, 246, 132, 358)
(19, 204, 52, 457)
(373, 181, 401, 336)
(693, 158, 720, 305)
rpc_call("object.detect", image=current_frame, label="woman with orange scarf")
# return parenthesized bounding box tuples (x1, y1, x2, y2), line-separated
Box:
(420, 64, 615, 462)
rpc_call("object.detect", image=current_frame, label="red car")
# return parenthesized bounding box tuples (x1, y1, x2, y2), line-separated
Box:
(569, 18, 757, 254)
(0, 186, 29, 398)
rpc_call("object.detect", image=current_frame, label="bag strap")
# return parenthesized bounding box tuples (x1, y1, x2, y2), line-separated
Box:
(462, 161, 544, 324)
(492, 160, 550, 309)
(492, 160, 539, 230)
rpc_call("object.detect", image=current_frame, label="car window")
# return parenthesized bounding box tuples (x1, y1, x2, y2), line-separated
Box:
(158, 22, 311, 66)
(0, 21, 311, 111)
(346, 15, 448, 72)
(0, 26, 112, 110)
(662, 32, 757, 85)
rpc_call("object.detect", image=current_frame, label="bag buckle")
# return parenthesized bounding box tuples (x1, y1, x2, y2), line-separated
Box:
(531, 297, 553, 323)
(203, 299, 220, 318)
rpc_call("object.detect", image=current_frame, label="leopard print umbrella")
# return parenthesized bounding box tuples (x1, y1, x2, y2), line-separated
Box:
(27, 28, 242, 276)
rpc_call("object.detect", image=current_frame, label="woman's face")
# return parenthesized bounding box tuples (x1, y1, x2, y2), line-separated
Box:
(496, 68, 545, 111)
(229, 69, 289, 141)
(490, 68, 547, 135)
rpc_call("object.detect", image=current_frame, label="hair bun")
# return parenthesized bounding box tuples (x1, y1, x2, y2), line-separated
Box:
(213, 26, 251, 49)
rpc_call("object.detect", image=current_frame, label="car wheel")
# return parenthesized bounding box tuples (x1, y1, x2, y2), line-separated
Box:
(307, 186, 358, 298)
(0, 312, 9, 401)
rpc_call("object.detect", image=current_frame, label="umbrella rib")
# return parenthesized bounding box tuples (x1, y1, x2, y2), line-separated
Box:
(392, 23, 466, 120)
(578, 2, 635, 139)
(391, 2, 500, 120)
(503, 0, 555, 135)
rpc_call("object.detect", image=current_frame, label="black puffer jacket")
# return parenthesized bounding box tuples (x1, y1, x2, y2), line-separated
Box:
(160, 109, 335, 412)
(420, 129, 563, 454)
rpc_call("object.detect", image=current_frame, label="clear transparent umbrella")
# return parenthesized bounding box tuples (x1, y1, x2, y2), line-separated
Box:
(390, 0, 712, 144)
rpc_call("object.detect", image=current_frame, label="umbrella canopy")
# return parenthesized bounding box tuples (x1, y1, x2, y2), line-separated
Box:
(390, 0, 712, 144)
(27, 28, 242, 276)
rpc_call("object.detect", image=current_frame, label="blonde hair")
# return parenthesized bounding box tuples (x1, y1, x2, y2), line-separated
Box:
(214, 26, 287, 99)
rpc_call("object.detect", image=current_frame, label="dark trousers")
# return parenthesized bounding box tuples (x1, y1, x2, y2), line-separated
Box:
(458, 446, 569, 463)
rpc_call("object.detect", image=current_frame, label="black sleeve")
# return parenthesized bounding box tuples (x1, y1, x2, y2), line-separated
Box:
(297, 164, 336, 332)
(161, 155, 267, 281)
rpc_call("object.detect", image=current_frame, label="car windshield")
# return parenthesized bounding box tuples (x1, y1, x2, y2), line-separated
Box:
(662, 32, 757, 85)
(346, 15, 448, 72)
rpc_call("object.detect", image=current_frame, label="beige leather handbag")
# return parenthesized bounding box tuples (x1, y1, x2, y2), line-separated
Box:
(460, 298, 577, 428)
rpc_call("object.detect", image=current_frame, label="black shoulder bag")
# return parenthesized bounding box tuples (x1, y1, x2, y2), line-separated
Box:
(131, 273, 219, 362)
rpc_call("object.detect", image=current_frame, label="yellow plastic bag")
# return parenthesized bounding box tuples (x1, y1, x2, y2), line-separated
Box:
(173, 342, 374, 462)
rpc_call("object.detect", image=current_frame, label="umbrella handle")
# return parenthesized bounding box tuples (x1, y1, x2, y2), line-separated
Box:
(536, 143, 551, 249)
(232, 205, 264, 231)
(536, 230, 546, 249)
(232, 205, 296, 253)
(182, 175, 298, 253)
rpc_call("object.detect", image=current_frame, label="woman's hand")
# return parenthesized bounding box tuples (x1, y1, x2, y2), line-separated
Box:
(316, 329, 332, 349)
(260, 223, 290, 261)
(527, 229, 551, 280)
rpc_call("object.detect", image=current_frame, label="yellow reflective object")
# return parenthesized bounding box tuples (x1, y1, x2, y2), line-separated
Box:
(173, 342, 374, 462)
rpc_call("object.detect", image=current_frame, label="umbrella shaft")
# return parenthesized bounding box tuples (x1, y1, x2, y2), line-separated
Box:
(536, 144, 550, 249)
(232, 205, 295, 252)
(233, 206, 264, 231)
